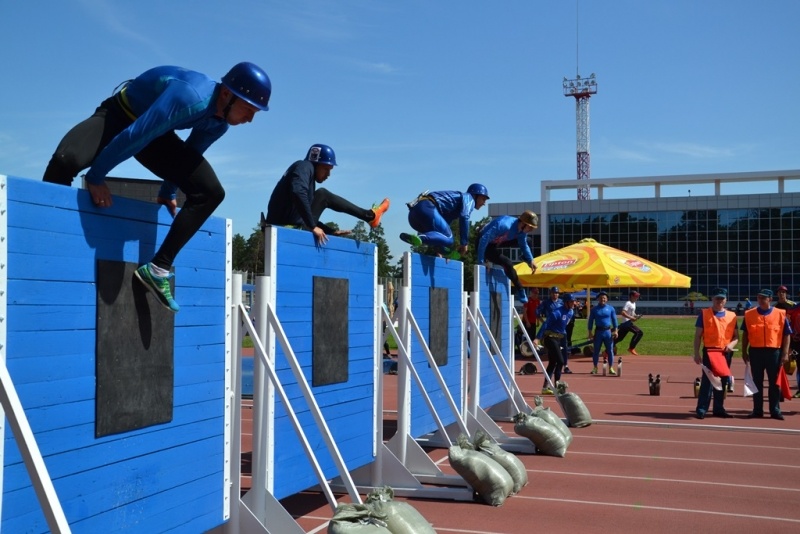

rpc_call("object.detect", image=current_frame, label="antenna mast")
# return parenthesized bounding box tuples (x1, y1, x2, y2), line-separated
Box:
(563, 1, 596, 200)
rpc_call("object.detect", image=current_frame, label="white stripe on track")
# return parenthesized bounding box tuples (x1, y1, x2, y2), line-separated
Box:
(514, 495, 800, 524)
(527, 468, 800, 493)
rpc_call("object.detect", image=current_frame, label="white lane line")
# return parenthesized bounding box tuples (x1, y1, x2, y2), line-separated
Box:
(576, 435, 797, 451)
(526, 468, 800, 493)
(564, 450, 800, 469)
(513, 495, 800, 523)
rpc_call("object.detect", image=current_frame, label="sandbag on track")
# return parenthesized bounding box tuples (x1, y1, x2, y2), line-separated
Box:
(555, 381, 592, 428)
(472, 431, 528, 494)
(328, 503, 392, 533)
(532, 396, 573, 445)
(449, 442, 513, 506)
(512, 413, 568, 457)
(365, 487, 437, 534)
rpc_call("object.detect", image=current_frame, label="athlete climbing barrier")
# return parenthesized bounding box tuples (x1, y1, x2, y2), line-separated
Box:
(2, 175, 232, 533)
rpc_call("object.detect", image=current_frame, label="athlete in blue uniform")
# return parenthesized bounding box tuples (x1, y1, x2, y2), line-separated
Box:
(264, 144, 390, 245)
(43, 63, 272, 312)
(399, 184, 489, 257)
(475, 211, 538, 303)
(535, 293, 576, 394)
(587, 291, 619, 374)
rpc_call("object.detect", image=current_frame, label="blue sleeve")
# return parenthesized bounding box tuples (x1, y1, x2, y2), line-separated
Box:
(516, 229, 534, 263)
(85, 80, 220, 184)
(476, 220, 496, 264)
(694, 314, 704, 328)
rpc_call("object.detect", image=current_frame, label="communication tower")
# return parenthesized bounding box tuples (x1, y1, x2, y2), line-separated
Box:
(563, 73, 597, 200)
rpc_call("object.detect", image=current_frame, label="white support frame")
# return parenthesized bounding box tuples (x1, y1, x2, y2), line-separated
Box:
(337, 253, 473, 501)
(0, 176, 72, 533)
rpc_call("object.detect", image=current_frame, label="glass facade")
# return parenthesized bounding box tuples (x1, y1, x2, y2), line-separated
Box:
(544, 207, 800, 302)
(491, 179, 800, 306)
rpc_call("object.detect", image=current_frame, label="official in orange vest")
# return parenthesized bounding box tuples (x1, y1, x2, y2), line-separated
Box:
(741, 289, 792, 420)
(693, 288, 738, 419)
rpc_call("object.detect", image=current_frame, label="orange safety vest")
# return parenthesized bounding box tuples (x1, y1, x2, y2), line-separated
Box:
(701, 308, 737, 348)
(744, 307, 786, 348)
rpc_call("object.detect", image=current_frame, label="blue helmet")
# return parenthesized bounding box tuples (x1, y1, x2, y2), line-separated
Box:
(467, 183, 490, 199)
(222, 62, 272, 111)
(306, 144, 337, 166)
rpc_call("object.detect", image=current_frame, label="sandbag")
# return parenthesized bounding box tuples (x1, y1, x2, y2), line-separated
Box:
(328, 503, 392, 533)
(555, 381, 592, 428)
(365, 487, 437, 534)
(512, 413, 567, 457)
(532, 406, 573, 446)
(472, 431, 528, 494)
(448, 445, 513, 506)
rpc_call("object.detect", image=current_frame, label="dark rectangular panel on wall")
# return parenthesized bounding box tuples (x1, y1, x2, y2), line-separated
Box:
(490, 290, 502, 355)
(96, 260, 174, 437)
(429, 287, 449, 366)
(313, 276, 349, 386)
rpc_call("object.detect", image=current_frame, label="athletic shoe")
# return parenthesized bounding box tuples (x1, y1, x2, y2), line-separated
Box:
(516, 287, 528, 304)
(369, 198, 390, 228)
(399, 232, 422, 246)
(771, 412, 785, 420)
(609, 367, 617, 376)
(590, 367, 598, 375)
(135, 264, 180, 312)
(541, 387, 554, 395)
(794, 390, 800, 398)
(563, 366, 573, 374)
(628, 348, 639, 356)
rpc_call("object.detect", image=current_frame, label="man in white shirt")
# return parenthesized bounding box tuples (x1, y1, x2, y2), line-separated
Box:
(616, 290, 644, 356)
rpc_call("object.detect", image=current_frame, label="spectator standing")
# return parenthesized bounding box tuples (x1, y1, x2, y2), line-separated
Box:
(693, 288, 738, 419)
(741, 289, 791, 420)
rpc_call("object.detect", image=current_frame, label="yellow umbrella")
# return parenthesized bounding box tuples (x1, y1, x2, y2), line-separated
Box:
(514, 238, 691, 290)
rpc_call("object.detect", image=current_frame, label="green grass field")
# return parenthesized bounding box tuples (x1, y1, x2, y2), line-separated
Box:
(244, 316, 701, 356)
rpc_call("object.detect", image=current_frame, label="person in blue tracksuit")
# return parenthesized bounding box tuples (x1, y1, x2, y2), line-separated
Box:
(535, 293, 576, 395)
(475, 211, 538, 303)
(42, 63, 272, 312)
(400, 183, 489, 257)
(587, 291, 619, 374)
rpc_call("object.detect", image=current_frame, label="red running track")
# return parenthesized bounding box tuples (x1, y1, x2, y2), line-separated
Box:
(243, 353, 800, 533)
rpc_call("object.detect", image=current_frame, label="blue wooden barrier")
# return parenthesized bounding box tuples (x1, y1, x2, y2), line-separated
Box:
(2, 176, 228, 533)
(476, 266, 512, 410)
(408, 254, 464, 438)
(265, 226, 378, 500)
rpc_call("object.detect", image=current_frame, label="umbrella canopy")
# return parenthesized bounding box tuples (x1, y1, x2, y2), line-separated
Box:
(514, 238, 691, 290)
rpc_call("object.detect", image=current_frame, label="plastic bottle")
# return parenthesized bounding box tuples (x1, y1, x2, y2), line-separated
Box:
(602, 356, 607, 376)
(617, 357, 623, 377)
(693, 377, 701, 398)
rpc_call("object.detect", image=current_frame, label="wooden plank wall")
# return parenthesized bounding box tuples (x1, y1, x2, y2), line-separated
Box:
(268, 227, 378, 500)
(408, 254, 465, 438)
(2, 176, 227, 533)
(477, 266, 512, 409)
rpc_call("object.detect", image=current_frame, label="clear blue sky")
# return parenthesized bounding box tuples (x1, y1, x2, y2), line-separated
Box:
(2, 1, 799, 262)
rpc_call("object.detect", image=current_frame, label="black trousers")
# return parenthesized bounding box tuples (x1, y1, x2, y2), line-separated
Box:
(42, 96, 225, 270)
(542, 335, 564, 385)
(482, 241, 523, 291)
(311, 188, 371, 233)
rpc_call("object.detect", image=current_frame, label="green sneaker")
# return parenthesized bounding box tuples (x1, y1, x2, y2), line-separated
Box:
(135, 264, 180, 312)
(590, 367, 598, 375)
(541, 387, 554, 395)
(399, 232, 423, 247)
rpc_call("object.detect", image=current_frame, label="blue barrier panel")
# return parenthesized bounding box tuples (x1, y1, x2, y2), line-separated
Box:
(267, 226, 377, 500)
(476, 266, 511, 409)
(408, 254, 464, 438)
(2, 176, 227, 533)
